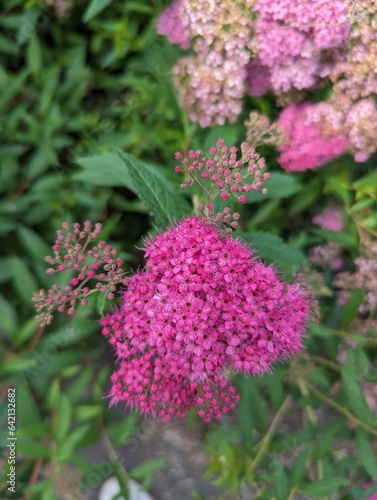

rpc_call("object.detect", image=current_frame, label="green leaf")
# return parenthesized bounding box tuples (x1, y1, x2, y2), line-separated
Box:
(16, 376, 41, 426)
(83, 0, 114, 22)
(356, 429, 377, 478)
(116, 150, 190, 227)
(353, 169, 377, 190)
(12, 256, 38, 304)
(106, 412, 139, 448)
(46, 378, 61, 410)
(130, 458, 166, 489)
(201, 124, 241, 152)
(341, 350, 374, 424)
(57, 424, 92, 461)
(0, 294, 17, 336)
(242, 232, 307, 271)
(246, 172, 302, 202)
(291, 445, 313, 485)
(74, 405, 103, 421)
(65, 367, 93, 404)
(54, 393, 72, 441)
(74, 152, 133, 188)
(16, 440, 50, 459)
(17, 225, 51, 263)
(301, 477, 349, 497)
(26, 35, 41, 76)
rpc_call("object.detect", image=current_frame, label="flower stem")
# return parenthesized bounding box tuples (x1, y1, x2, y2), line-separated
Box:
(306, 382, 377, 437)
(248, 395, 292, 476)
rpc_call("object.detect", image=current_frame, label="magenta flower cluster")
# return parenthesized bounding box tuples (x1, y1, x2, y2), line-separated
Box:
(101, 216, 309, 421)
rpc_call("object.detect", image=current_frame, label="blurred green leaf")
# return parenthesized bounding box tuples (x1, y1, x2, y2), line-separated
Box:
(83, 0, 114, 22)
(246, 172, 302, 202)
(300, 477, 349, 496)
(11, 257, 38, 304)
(341, 350, 374, 425)
(16, 440, 50, 459)
(356, 429, 377, 479)
(54, 394, 72, 442)
(242, 232, 307, 271)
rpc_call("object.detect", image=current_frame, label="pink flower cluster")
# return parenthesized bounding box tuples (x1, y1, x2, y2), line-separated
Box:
(276, 102, 348, 172)
(156, 0, 190, 49)
(251, 0, 350, 94)
(101, 216, 309, 421)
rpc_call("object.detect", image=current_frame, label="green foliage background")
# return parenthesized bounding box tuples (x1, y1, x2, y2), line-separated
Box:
(1, 0, 377, 499)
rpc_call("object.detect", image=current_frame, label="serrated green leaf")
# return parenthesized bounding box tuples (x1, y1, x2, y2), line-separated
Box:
(116, 150, 190, 227)
(300, 477, 349, 497)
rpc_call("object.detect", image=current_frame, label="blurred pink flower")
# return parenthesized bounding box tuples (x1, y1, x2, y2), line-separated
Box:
(312, 208, 344, 233)
(277, 102, 348, 172)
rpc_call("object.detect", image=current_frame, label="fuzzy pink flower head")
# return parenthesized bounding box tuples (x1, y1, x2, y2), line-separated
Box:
(312, 208, 344, 233)
(157, 0, 191, 49)
(101, 216, 309, 421)
(277, 102, 348, 172)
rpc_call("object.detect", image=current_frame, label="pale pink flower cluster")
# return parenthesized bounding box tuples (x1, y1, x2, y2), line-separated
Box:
(309, 242, 343, 272)
(276, 103, 348, 172)
(312, 208, 344, 233)
(171, 0, 255, 126)
(334, 238, 377, 314)
(101, 216, 309, 421)
(158, 0, 351, 127)
(251, 0, 350, 94)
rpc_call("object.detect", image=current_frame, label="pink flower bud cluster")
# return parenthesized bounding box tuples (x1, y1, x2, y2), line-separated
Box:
(101, 216, 309, 421)
(33, 221, 127, 327)
(276, 102, 348, 172)
(174, 139, 270, 222)
(312, 207, 344, 233)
